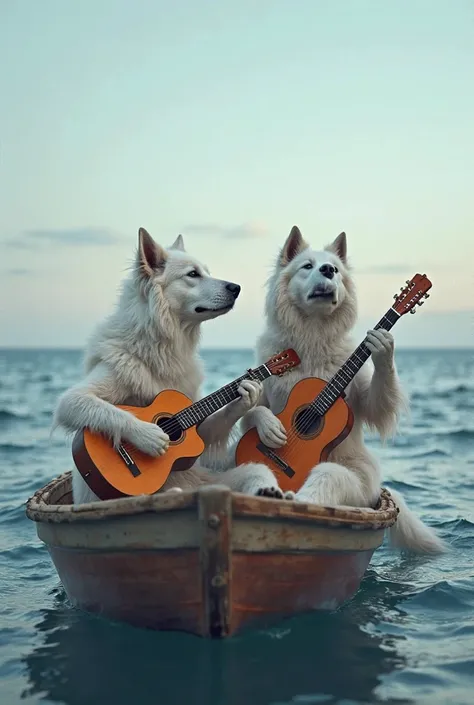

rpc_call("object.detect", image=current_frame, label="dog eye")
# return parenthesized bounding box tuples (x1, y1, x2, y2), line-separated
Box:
(302, 263, 313, 270)
(187, 270, 200, 278)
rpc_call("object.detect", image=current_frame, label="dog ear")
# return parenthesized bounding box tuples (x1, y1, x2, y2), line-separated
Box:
(169, 234, 185, 251)
(137, 228, 167, 276)
(326, 232, 347, 263)
(280, 226, 308, 266)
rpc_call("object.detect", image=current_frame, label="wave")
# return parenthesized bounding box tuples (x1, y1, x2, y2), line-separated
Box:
(417, 428, 474, 442)
(406, 578, 474, 611)
(412, 384, 473, 401)
(0, 408, 31, 422)
(389, 447, 451, 459)
(437, 517, 474, 532)
(438, 429, 474, 441)
(0, 442, 36, 452)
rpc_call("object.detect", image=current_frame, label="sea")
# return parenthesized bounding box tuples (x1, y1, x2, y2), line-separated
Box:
(0, 347, 473, 705)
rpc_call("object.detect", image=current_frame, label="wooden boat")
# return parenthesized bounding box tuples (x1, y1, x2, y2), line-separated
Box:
(26, 472, 398, 638)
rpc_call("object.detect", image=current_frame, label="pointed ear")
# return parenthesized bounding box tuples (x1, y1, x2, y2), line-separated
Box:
(325, 231, 347, 263)
(280, 226, 308, 266)
(137, 227, 167, 277)
(169, 234, 185, 251)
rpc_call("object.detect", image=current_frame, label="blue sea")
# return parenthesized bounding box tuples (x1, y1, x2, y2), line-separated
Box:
(0, 348, 473, 705)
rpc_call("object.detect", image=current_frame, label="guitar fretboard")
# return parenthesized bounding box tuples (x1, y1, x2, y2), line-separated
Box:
(174, 364, 271, 429)
(310, 307, 400, 416)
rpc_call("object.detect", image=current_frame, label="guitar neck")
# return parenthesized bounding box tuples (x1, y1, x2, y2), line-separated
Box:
(174, 364, 272, 429)
(311, 306, 401, 415)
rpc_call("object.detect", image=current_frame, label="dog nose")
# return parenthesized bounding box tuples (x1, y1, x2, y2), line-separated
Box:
(319, 263, 335, 280)
(225, 282, 241, 299)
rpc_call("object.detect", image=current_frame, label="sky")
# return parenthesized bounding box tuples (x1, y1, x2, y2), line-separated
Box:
(0, 0, 473, 349)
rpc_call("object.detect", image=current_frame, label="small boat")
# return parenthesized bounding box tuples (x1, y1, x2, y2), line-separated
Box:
(26, 472, 398, 638)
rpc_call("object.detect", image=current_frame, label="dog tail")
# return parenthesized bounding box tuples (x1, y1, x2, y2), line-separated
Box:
(387, 488, 447, 555)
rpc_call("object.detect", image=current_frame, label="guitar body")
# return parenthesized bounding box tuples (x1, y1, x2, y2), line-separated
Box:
(72, 389, 205, 500)
(235, 378, 354, 493)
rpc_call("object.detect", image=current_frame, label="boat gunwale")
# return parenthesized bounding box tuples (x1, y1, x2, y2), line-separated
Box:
(26, 472, 399, 531)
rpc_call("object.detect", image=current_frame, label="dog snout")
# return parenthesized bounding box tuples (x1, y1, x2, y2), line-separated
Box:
(225, 282, 241, 299)
(319, 263, 336, 280)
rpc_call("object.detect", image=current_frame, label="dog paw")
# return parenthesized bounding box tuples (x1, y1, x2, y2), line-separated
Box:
(256, 410, 287, 448)
(283, 490, 295, 501)
(366, 329, 394, 371)
(256, 486, 285, 499)
(164, 487, 183, 494)
(125, 421, 170, 457)
(233, 380, 263, 416)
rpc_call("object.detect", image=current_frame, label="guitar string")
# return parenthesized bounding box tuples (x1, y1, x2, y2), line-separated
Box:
(155, 369, 265, 436)
(160, 354, 295, 432)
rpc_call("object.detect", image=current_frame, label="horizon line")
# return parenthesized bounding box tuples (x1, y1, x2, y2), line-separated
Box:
(1, 346, 473, 352)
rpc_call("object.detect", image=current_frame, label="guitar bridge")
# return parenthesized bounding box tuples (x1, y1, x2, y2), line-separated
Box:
(117, 445, 141, 477)
(256, 443, 295, 478)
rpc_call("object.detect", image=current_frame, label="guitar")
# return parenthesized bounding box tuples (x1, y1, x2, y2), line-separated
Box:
(235, 273, 432, 492)
(72, 349, 300, 500)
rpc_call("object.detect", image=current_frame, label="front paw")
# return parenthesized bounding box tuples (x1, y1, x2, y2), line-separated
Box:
(124, 421, 170, 457)
(365, 329, 394, 371)
(256, 486, 284, 499)
(256, 409, 287, 448)
(256, 487, 295, 501)
(233, 379, 263, 416)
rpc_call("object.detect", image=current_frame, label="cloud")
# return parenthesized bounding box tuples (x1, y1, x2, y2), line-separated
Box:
(183, 221, 268, 239)
(5, 227, 124, 249)
(4, 268, 34, 276)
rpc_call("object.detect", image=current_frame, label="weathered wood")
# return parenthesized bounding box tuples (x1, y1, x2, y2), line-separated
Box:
(26, 473, 399, 638)
(229, 551, 373, 634)
(198, 485, 232, 637)
(49, 546, 202, 633)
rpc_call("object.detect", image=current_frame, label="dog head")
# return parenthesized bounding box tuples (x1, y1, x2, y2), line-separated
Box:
(267, 226, 357, 332)
(135, 228, 241, 324)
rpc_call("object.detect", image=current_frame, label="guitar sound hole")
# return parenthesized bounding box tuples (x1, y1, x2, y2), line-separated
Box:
(155, 416, 184, 443)
(293, 406, 323, 439)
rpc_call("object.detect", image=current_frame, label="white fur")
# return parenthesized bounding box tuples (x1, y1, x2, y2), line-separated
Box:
(235, 226, 446, 554)
(53, 228, 272, 504)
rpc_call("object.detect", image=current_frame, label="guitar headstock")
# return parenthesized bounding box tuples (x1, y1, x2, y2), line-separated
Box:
(393, 274, 432, 316)
(266, 348, 301, 376)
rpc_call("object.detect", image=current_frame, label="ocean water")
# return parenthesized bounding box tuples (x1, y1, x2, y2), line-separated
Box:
(0, 347, 473, 705)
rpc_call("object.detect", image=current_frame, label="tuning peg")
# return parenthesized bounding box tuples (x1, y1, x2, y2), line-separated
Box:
(418, 301, 424, 306)
(410, 309, 416, 314)
(424, 293, 430, 299)
(400, 286, 405, 291)
(405, 279, 411, 285)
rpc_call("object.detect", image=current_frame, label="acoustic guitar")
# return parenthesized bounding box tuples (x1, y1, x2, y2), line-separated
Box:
(73, 349, 300, 500)
(235, 273, 432, 492)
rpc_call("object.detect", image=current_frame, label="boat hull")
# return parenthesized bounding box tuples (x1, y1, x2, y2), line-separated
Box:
(26, 473, 398, 638)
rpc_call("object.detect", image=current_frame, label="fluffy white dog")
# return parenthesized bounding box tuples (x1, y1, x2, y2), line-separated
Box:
(235, 226, 446, 554)
(53, 227, 280, 504)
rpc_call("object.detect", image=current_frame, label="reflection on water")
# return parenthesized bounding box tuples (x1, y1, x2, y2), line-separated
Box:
(21, 573, 412, 705)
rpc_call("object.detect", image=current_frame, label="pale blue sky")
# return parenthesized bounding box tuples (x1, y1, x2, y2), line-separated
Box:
(0, 0, 472, 348)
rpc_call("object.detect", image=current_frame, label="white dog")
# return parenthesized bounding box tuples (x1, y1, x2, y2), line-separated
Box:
(235, 226, 446, 554)
(53, 227, 282, 504)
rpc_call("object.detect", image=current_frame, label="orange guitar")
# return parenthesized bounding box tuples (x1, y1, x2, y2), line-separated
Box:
(72, 349, 300, 500)
(236, 274, 432, 492)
